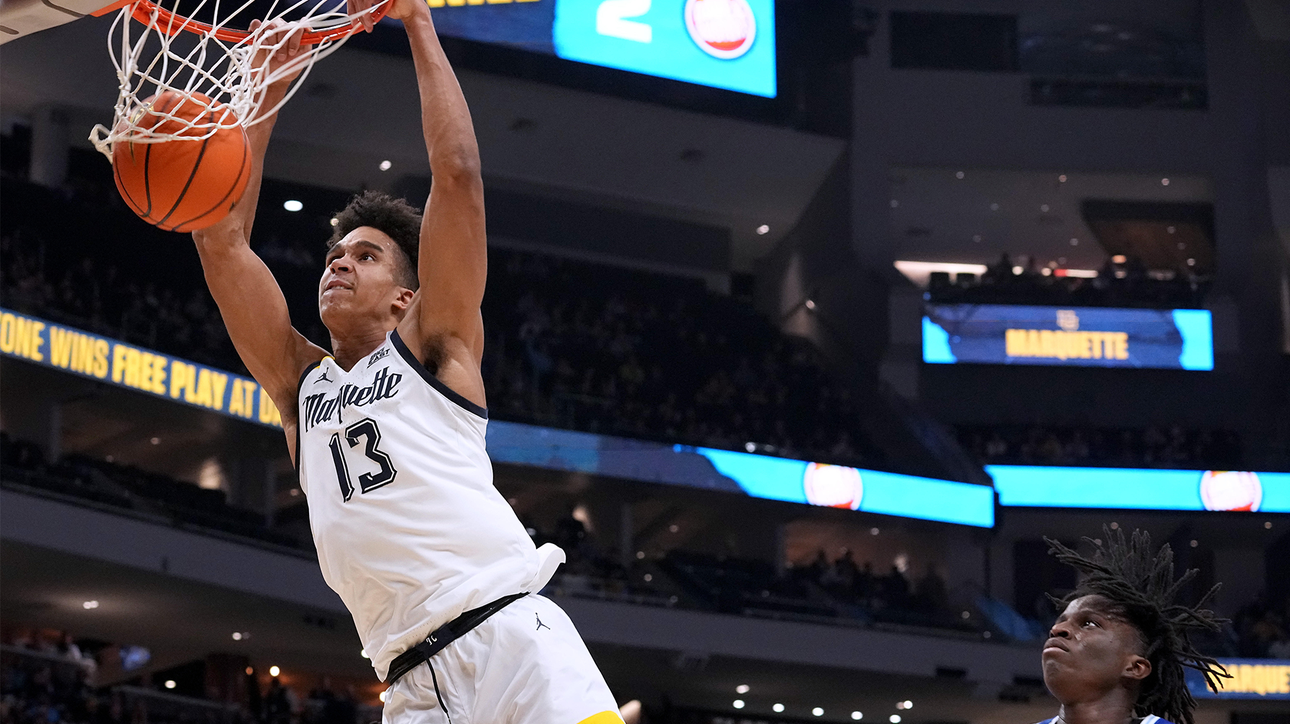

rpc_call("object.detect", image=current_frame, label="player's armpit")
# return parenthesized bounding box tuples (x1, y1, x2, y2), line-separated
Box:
(397, 303, 487, 411)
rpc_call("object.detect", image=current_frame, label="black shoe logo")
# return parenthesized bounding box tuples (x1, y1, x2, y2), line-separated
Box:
(315, 370, 333, 384)
(535, 613, 550, 632)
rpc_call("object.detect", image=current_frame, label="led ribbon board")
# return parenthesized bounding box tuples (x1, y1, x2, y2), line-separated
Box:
(923, 304, 1214, 370)
(423, 0, 776, 97)
(988, 465, 1290, 513)
(2, 309, 992, 526)
(1187, 659, 1290, 699)
(0, 309, 283, 427)
(485, 423, 995, 527)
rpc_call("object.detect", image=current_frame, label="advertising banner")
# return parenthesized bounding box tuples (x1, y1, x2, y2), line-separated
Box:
(0, 308, 283, 428)
(1187, 659, 1290, 700)
(1, 308, 993, 527)
(420, 0, 777, 97)
(484, 423, 996, 527)
(923, 304, 1213, 370)
(988, 465, 1290, 513)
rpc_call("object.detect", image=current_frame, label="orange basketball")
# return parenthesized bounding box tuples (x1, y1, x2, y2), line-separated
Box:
(112, 91, 251, 233)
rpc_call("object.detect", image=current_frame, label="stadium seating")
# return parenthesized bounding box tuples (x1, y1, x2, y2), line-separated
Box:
(0, 431, 981, 640)
(0, 164, 884, 471)
(0, 433, 302, 550)
(957, 424, 1242, 470)
(924, 254, 1208, 309)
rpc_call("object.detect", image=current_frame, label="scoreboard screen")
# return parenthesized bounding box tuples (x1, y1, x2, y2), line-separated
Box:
(420, 0, 777, 97)
(923, 304, 1214, 370)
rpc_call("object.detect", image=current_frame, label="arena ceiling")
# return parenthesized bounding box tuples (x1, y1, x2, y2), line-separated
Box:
(0, 14, 845, 272)
(888, 167, 1214, 273)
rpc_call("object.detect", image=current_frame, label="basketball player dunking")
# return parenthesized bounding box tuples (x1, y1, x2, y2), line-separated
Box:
(191, 3, 628, 723)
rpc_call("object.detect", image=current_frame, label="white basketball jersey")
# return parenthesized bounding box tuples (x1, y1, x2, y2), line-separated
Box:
(296, 330, 561, 681)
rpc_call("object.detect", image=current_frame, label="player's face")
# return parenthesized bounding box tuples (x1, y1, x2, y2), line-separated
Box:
(1042, 595, 1151, 704)
(319, 227, 411, 331)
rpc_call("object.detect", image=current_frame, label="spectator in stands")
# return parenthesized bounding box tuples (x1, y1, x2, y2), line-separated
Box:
(3, 176, 885, 471)
(982, 252, 1014, 285)
(262, 678, 290, 724)
(1234, 592, 1290, 658)
(931, 247, 1206, 309)
(914, 564, 949, 613)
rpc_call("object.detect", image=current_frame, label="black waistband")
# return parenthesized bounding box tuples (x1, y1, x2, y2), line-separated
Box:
(386, 593, 528, 684)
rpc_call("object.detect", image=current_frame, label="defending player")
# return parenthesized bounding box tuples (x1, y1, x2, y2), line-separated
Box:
(1035, 528, 1229, 724)
(190, 4, 626, 723)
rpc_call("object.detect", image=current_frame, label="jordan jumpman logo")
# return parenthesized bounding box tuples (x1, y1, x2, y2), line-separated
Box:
(535, 613, 550, 632)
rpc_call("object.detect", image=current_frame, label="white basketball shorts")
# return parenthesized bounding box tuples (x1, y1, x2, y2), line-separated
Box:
(381, 594, 622, 724)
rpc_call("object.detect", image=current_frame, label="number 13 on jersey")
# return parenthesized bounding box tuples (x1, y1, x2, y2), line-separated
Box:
(328, 418, 398, 501)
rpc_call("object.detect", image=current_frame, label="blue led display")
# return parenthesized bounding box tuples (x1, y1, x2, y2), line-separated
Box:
(483, 421, 995, 527)
(421, 0, 777, 97)
(988, 465, 1290, 513)
(553, 0, 776, 97)
(923, 304, 1214, 370)
(692, 448, 995, 527)
(1187, 659, 1290, 700)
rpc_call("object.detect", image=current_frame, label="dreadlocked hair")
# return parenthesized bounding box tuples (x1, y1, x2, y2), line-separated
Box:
(1044, 527, 1229, 724)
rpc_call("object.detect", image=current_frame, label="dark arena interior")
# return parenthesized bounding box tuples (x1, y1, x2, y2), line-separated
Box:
(2, 1, 1289, 723)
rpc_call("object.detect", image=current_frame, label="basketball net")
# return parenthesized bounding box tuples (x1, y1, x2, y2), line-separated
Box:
(89, 0, 388, 158)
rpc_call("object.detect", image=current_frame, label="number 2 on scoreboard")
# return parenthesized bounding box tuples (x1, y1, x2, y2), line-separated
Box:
(596, 0, 651, 43)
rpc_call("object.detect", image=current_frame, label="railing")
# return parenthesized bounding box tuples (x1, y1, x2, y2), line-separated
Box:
(0, 471, 315, 561)
(114, 686, 242, 723)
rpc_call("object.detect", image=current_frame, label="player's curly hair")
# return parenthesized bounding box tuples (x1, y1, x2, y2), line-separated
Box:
(1045, 527, 1229, 724)
(328, 190, 421, 289)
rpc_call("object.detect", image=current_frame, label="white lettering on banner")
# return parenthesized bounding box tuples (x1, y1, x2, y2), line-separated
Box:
(597, 0, 652, 43)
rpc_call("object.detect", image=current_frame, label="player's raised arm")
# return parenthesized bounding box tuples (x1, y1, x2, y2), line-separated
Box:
(377, 0, 489, 400)
(191, 21, 326, 428)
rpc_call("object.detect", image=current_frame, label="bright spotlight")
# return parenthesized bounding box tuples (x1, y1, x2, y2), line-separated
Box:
(269, 666, 280, 677)
(736, 685, 749, 694)
(283, 200, 303, 212)
(773, 704, 785, 713)
(232, 632, 242, 641)
(813, 708, 824, 717)
(164, 680, 176, 689)
(756, 224, 770, 235)
(889, 717, 901, 724)
(379, 690, 388, 703)
(902, 701, 912, 710)
(361, 649, 369, 659)
(733, 700, 745, 709)
(379, 160, 392, 171)
(851, 713, 863, 720)
(82, 600, 100, 610)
